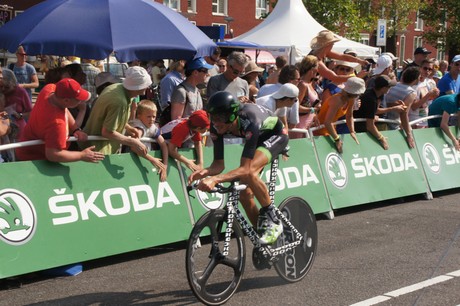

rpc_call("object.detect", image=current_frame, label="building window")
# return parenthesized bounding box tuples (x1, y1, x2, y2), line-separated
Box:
(212, 0, 227, 15)
(414, 36, 423, 52)
(256, 0, 269, 19)
(164, 0, 180, 11)
(436, 39, 445, 61)
(359, 33, 370, 45)
(399, 35, 406, 67)
(415, 10, 423, 31)
(187, 0, 196, 13)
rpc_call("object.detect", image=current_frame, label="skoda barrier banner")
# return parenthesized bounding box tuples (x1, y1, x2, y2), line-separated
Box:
(0, 152, 191, 279)
(184, 139, 332, 223)
(314, 131, 430, 210)
(414, 127, 460, 192)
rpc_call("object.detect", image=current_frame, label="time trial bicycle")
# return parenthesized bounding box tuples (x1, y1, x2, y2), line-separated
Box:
(185, 153, 318, 305)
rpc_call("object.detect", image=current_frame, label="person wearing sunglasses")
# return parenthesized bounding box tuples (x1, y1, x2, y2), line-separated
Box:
(170, 57, 213, 123)
(9, 46, 39, 102)
(409, 59, 440, 128)
(437, 55, 460, 96)
(207, 51, 250, 104)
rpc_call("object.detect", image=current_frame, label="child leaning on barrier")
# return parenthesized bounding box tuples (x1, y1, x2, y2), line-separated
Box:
(161, 110, 210, 172)
(124, 100, 168, 181)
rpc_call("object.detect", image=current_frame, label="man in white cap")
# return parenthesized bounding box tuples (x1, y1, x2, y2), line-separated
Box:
(256, 83, 299, 133)
(82, 66, 152, 155)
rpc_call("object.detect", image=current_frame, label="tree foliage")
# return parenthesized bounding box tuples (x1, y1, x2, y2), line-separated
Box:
(419, 0, 460, 56)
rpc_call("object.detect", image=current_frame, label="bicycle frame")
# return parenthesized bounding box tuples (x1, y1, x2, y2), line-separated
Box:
(222, 157, 304, 262)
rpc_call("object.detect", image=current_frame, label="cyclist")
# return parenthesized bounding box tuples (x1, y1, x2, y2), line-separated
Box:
(188, 91, 289, 244)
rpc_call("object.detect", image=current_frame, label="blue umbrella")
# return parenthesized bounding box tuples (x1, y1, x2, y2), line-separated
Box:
(0, 0, 216, 62)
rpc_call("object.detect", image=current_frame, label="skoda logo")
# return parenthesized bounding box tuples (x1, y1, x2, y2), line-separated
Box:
(196, 190, 226, 210)
(325, 153, 348, 189)
(423, 143, 441, 174)
(0, 189, 37, 245)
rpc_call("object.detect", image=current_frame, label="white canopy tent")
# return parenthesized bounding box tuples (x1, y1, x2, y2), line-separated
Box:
(230, 0, 379, 63)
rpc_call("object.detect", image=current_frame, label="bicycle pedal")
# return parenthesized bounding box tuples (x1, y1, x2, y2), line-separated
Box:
(252, 247, 271, 270)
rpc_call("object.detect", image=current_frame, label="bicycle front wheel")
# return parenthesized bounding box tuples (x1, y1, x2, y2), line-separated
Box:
(274, 197, 317, 283)
(185, 209, 246, 305)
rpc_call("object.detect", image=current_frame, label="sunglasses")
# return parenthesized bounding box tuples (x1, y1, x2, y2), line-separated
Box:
(229, 65, 244, 76)
(218, 65, 226, 68)
(422, 67, 433, 71)
(338, 67, 353, 73)
(197, 68, 208, 73)
(455, 62, 460, 66)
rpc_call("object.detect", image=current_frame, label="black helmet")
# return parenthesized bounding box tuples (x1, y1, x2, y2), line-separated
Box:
(206, 91, 241, 123)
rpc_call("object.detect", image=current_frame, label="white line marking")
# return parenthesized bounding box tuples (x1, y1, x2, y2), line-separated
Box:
(384, 275, 452, 297)
(349, 296, 391, 306)
(350, 269, 460, 305)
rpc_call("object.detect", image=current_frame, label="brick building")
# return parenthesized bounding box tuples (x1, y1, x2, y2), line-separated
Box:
(0, 0, 447, 65)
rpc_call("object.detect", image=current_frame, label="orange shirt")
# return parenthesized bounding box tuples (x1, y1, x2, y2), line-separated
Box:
(314, 93, 349, 136)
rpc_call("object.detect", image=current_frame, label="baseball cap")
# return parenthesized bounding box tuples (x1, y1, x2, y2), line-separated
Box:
(382, 52, 398, 61)
(272, 83, 299, 100)
(374, 75, 397, 89)
(373, 55, 393, 75)
(189, 110, 210, 129)
(452, 55, 460, 63)
(95, 72, 122, 89)
(186, 57, 214, 72)
(414, 47, 431, 55)
(55, 78, 90, 101)
(343, 77, 365, 95)
(123, 66, 152, 91)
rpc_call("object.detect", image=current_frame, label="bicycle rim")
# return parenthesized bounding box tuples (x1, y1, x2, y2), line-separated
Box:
(274, 197, 318, 283)
(185, 210, 246, 305)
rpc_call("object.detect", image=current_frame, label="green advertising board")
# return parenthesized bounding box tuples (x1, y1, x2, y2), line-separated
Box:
(414, 127, 460, 192)
(0, 152, 192, 279)
(313, 131, 430, 209)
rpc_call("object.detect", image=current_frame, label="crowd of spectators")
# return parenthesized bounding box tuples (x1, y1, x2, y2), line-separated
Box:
(1, 29, 460, 167)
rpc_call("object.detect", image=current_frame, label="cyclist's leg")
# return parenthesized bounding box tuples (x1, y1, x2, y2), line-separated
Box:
(239, 188, 259, 226)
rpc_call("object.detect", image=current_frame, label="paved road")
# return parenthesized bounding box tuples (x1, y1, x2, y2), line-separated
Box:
(1, 189, 460, 306)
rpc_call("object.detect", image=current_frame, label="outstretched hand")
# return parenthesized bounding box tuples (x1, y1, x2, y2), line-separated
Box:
(81, 146, 105, 163)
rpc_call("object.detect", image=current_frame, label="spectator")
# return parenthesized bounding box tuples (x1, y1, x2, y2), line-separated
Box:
(15, 78, 104, 163)
(256, 83, 299, 133)
(81, 66, 152, 157)
(161, 109, 210, 171)
(293, 55, 321, 138)
(170, 57, 213, 121)
(9, 46, 39, 102)
(405, 47, 431, 70)
(151, 60, 166, 86)
(94, 72, 122, 96)
(207, 51, 249, 103)
(385, 67, 420, 148)
(439, 60, 449, 76)
(314, 77, 366, 153)
(204, 47, 221, 77)
(216, 59, 227, 74)
(410, 59, 440, 128)
(258, 65, 300, 98)
(354, 75, 404, 150)
(0, 68, 33, 141)
(310, 30, 367, 84)
(160, 60, 186, 110)
(265, 55, 288, 84)
(428, 94, 460, 150)
(437, 55, 460, 96)
(241, 61, 264, 102)
(80, 59, 100, 107)
(126, 100, 168, 181)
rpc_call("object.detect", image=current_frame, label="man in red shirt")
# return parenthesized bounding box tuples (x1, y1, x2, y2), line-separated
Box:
(16, 78, 104, 163)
